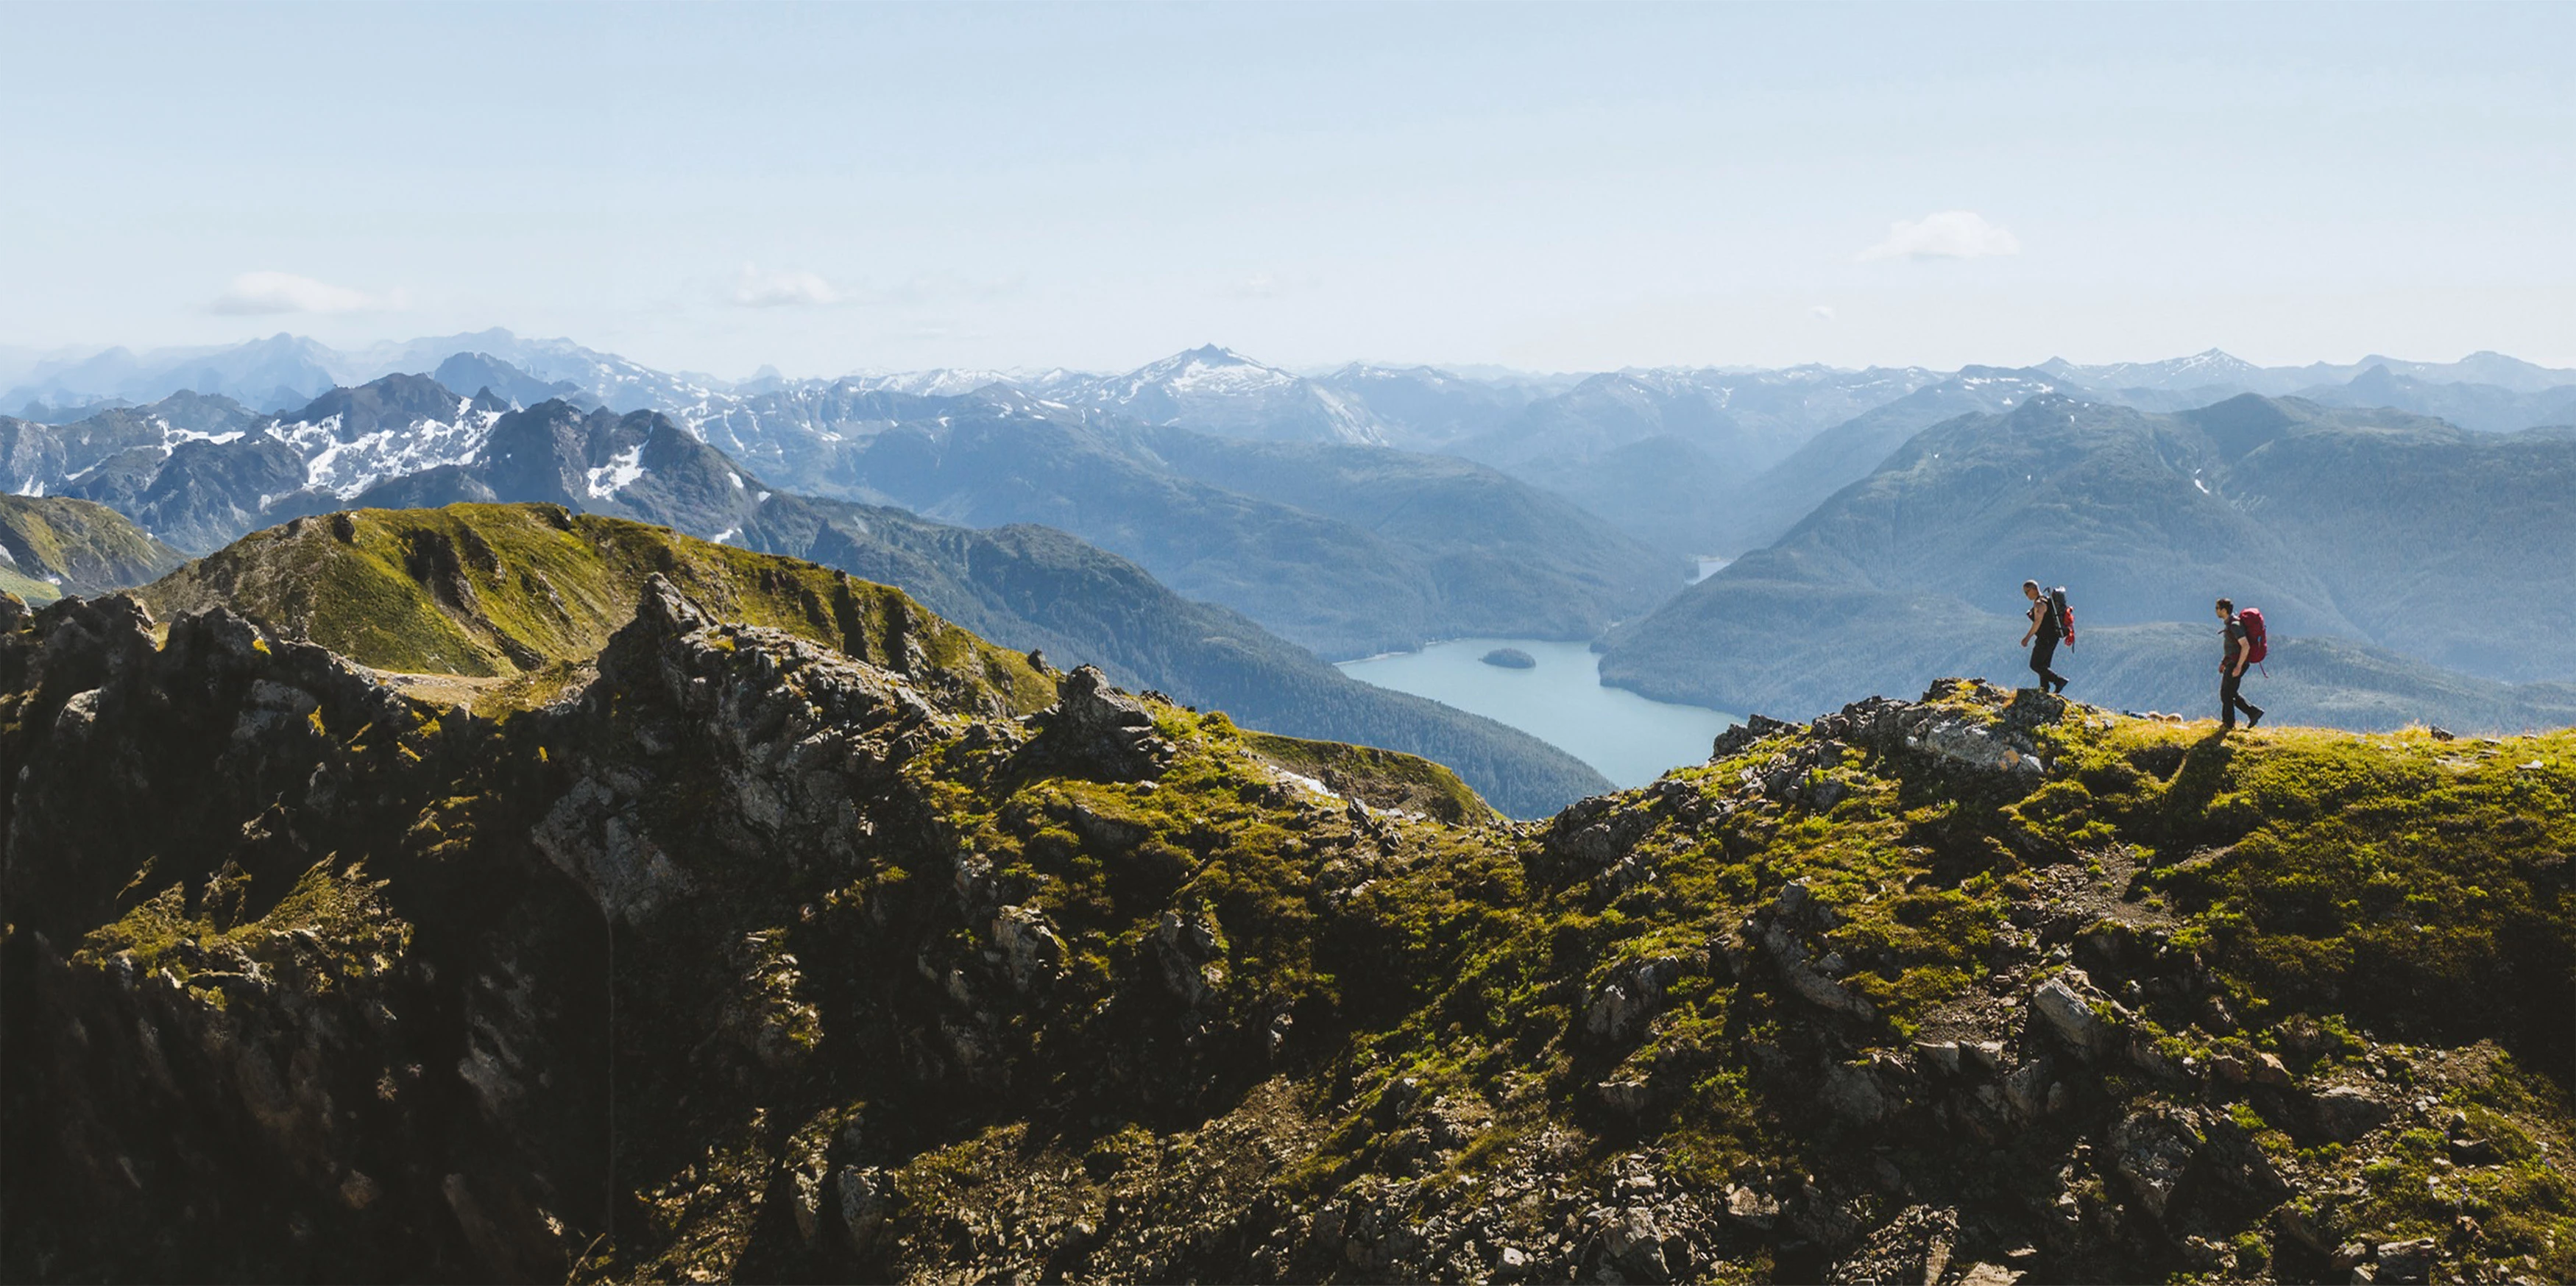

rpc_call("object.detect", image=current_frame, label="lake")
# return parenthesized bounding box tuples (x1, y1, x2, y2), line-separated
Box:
(1337, 637, 1741, 789)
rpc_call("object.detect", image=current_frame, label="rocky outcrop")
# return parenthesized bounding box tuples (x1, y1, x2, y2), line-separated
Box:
(3, 598, 2569, 1285)
(1019, 663, 1174, 782)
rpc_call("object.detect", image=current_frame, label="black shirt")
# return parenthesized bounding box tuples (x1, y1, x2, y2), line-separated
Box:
(2222, 618, 2246, 670)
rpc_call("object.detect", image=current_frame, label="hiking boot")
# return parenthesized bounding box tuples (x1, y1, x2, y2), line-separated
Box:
(2246, 707, 2264, 729)
(2219, 720, 2235, 733)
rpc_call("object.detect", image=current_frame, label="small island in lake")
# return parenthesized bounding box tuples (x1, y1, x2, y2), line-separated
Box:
(1480, 647, 1538, 669)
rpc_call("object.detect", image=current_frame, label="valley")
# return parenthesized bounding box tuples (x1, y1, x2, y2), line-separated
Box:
(4, 335, 2571, 808)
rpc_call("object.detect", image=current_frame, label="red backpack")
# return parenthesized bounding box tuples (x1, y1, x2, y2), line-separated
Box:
(2237, 607, 2268, 666)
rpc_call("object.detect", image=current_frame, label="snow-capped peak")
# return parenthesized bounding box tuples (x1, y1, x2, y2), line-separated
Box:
(269, 398, 507, 499)
(1120, 345, 1296, 398)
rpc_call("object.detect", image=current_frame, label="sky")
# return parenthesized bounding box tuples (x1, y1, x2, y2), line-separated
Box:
(3, 1, 2569, 379)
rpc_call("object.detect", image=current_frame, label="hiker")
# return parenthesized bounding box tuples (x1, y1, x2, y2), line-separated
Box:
(2217, 597, 2265, 731)
(2018, 579, 2068, 693)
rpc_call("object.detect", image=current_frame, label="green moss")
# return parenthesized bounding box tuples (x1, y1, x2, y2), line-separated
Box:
(75, 859, 409, 983)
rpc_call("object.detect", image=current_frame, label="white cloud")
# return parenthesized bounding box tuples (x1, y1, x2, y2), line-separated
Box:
(1810, 305, 1837, 322)
(732, 264, 841, 308)
(210, 271, 400, 315)
(1855, 211, 2021, 263)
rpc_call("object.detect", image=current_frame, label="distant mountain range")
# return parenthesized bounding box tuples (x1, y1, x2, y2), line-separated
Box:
(15, 331, 2567, 451)
(2039, 347, 2576, 398)
(0, 370, 1618, 814)
(1597, 394, 2576, 729)
(7, 328, 2572, 755)
(2, 366, 1682, 660)
(684, 384, 1678, 657)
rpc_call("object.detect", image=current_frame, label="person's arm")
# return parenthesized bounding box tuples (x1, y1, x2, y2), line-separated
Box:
(2229, 630, 2248, 676)
(2020, 602, 2037, 646)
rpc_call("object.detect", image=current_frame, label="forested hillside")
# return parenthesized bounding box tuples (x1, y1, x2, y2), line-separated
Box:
(1601, 395, 2576, 724)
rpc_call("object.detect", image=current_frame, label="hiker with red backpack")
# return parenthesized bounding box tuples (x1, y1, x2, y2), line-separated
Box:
(2019, 579, 2073, 694)
(2218, 597, 2267, 731)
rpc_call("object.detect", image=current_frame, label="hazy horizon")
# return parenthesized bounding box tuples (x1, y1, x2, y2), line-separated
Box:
(10, 327, 2573, 396)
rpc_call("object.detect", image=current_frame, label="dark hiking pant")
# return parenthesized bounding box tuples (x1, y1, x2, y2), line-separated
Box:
(2029, 635, 2065, 690)
(2221, 669, 2262, 726)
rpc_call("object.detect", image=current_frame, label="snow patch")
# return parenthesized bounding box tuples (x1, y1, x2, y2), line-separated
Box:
(155, 415, 245, 452)
(272, 407, 506, 498)
(584, 445, 647, 500)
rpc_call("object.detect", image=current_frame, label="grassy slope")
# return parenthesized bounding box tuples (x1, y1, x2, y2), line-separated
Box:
(0, 495, 186, 600)
(139, 503, 1054, 714)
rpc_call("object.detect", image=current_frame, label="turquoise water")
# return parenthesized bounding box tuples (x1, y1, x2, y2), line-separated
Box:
(1337, 637, 1741, 789)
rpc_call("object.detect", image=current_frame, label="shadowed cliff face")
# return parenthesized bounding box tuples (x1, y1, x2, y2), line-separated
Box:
(2, 582, 2571, 1284)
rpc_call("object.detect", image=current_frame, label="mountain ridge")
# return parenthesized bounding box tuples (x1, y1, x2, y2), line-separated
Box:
(2, 583, 2566, 1282)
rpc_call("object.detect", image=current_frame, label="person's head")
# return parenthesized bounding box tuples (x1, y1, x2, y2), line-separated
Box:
(2023, 579, 2041, 601)
(2215, 597, 2234, 619)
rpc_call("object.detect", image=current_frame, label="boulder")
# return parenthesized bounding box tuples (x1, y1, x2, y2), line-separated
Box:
(1912, 1039, 1963, 1076)
(2307, 1086, 2391, 1141)
(2110, 1108, 2203, 1223)
(1599, 1206, 1668, 1282)
(2374, 1237, 2438, 1284)
(836, 1165, 896, 1254)
(2030, 972, 2109, 1058)
(988, 905, 1066, 993)
(1594, 1077, 1655, 1119)
(1153, 911, 1225, 1009)
(2003, 1059, 2056, 1123)
(1722, 1184, 1779, 1230)
(1819, 1060, 1891, 1126)
(1582, 957, 1680, 1047)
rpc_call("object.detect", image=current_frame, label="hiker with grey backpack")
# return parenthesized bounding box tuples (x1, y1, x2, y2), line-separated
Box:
(2218, 597, 2267, 731)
